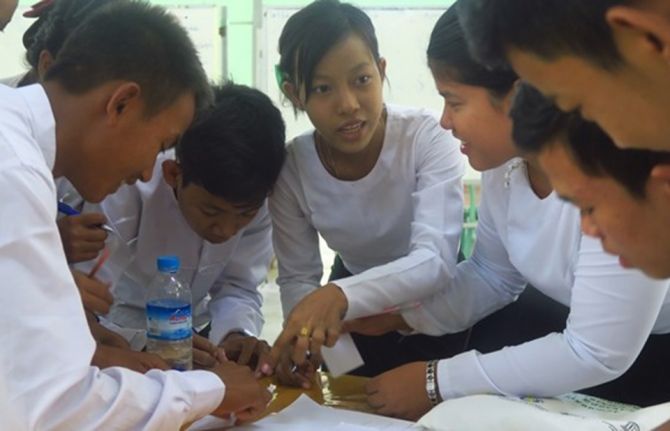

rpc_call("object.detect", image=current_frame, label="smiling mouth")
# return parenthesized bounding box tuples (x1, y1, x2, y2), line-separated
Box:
(337, 121, 365, 139)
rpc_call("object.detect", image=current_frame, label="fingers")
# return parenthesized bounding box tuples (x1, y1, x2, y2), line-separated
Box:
(140, 352, 170, 371)
(254, 343, 273, 378)
(72, 270, 114, 314)
(237, 339, 256, 366)
(193, 334, 220, 368)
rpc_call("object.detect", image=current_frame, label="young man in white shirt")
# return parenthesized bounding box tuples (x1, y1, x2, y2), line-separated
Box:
(457, 0, 670, 153)
(62, 83, 286, 374)
(0, 1, 270, 429)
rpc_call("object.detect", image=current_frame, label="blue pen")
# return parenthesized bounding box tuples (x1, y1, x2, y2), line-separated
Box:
(57, 201, 114, 233)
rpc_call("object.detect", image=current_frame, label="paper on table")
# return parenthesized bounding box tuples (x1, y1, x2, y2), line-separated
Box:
(235, 394, 422, 431)
(321, 333, 364, 377)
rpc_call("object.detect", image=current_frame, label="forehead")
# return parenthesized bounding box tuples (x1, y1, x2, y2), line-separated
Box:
(507, 48, 595, 93)
(537, 142, 593, 197)
(313, 34, 376, 76)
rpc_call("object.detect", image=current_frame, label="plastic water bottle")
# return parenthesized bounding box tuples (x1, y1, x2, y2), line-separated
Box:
(146, 255, 193, 371)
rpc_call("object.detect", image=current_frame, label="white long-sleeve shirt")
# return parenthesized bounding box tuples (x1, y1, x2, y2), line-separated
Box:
(0, 83, 225, 430)
(402, 159, 670, 400)
(270, 104, 465, 319)
(68, 153, 271, 346)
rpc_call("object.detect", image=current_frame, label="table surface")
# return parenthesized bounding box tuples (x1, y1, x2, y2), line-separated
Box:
(263, 372, 372, 416)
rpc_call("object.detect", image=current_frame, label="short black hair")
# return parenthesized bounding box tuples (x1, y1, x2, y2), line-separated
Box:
(176, 83, 287, 207)
(511, 83, 670, 198)
(457, 0, 631, 70)
(44, 0, 212, 116)
(25, 0, 115, 70)
(427, 3, 517, 99)
(277, 0, 380, 102)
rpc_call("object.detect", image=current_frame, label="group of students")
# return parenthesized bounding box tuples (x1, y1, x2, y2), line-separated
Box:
(1, 0, 670, 429)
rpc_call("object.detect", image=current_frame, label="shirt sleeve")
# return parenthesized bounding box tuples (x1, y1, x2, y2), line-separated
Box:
(435, 234, 670, 400)
(335, 120, 466, 319)
(0, 166, 225, 430)
(269, 162, 324, 318)
(207, 205, 273, 345)
(402, 178, 528, 335)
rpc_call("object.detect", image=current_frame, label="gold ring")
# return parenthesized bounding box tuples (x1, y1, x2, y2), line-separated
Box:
(299, 326, 310, 337)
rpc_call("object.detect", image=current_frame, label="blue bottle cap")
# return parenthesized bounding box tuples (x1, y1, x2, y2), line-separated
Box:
(156, 255, 180, 273)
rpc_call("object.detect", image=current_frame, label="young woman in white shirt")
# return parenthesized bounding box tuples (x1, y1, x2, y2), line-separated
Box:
(268, 0, 466, 385)
(349, 4, 670, 420)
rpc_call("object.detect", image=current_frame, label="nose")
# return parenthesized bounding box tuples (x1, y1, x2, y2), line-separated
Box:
(580, 213, 601, 238)
(337, 87, 360, 115)
(139, 165, 154, 183)
(211, 217, 241, 241)
(440, 105, 454, 130)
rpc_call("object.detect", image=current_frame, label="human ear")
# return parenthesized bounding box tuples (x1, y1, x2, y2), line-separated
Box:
(377, 57, 387, 82)
(161, 159, 181, 189)
(281, 81, 304, 110)
(105, 82, 141, 125)
(607, 6, 670, 63)
(37, 49, 54, 80)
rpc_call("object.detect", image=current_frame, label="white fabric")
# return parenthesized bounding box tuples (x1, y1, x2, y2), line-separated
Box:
(0, 84, 225, 430)
(269, 104, 465, 319)
(68, 153, 271, 345)
(402, 159, 670, 400)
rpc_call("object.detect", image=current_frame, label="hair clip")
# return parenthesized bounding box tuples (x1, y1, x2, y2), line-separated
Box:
(274, 64, 286, 90)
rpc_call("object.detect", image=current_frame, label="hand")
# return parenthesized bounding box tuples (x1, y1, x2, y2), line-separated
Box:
(270, 283, 347, 367)
(342, 313, 411, 336)
(274, 343, 320, 389)
(209, 360, 272, 424)
(193, 334, 227, 368)
(220, 332, 272, 377)
(366, 361, 434, 420)
(92, 344, 169, 373)
(57, 212, 108, 263)
(87, 316, 130, 349)
(71, 269, 113, 315)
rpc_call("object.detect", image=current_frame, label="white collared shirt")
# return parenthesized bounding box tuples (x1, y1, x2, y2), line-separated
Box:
(403, 159, 670, 400)
(270, 104, 465, 319)
(67, 153, 271, 346)
(0, 84, 225, 430)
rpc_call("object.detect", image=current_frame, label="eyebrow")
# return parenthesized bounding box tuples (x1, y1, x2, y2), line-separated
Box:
(313, 62, 372, 80)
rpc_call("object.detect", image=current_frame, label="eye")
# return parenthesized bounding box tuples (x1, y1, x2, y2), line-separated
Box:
(580, 207, 594, 217)
(356, 75, 372, 85)
(312, 84, 330, 94)
(200, 208, 218, 217)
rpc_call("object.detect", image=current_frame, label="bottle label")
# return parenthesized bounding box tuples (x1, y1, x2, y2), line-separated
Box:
(146, 299, 192, 341)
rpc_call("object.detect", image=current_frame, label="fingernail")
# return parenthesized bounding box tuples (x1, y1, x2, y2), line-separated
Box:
(262, 363, 272, 374)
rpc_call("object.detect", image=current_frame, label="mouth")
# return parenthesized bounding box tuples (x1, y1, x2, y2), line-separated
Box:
(337, 120, 366, 141)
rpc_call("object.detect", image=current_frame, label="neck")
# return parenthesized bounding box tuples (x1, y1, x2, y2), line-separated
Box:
(525, 158, 553, 199)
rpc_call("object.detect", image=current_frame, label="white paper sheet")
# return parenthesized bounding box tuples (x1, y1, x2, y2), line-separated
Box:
(232, 394, 421, 431)
(320, 333, 364, 377)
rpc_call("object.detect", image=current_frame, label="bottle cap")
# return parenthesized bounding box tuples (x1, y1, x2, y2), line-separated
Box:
(156, 255, 180, 273)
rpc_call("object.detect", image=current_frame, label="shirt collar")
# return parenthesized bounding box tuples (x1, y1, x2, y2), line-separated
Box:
(17, 84, 56, 171)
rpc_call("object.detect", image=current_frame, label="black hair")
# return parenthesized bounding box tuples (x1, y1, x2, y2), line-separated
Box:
(25, 0, 116, 70)
(277, 0, 380, 102)
(44, 0, 212, 116)
(176, 83, 287, 206)
(427, 2, 517, 99)
(511, 83, 670, 198)
(457, 0, 631, 70)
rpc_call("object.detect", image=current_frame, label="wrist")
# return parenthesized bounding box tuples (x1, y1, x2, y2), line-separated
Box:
(425, 360, 442, 407)
(324, 282, 348, 317)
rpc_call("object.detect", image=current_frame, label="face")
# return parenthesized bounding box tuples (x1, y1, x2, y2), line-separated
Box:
(538, 142, 670, 278)
(431, 68, 517, 171)
(174, 181, 260, 244)
(0, 0, 18, 30)
(73, 91, 195, 203)
(295, 34, 385, 155)
(507, 47, 670, 152)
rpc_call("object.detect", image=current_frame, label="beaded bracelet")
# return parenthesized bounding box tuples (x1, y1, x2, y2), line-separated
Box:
(425, 359, 441, 407)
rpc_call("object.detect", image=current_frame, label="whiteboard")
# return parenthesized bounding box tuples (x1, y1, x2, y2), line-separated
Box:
(0, 4, 226, 82)
(256, 6, 480, 181)
(256, 7, 445, 141)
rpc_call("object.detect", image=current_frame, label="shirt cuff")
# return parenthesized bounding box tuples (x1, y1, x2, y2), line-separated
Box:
(437, 351, 501, 401)
(178, 370, 226, 423)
